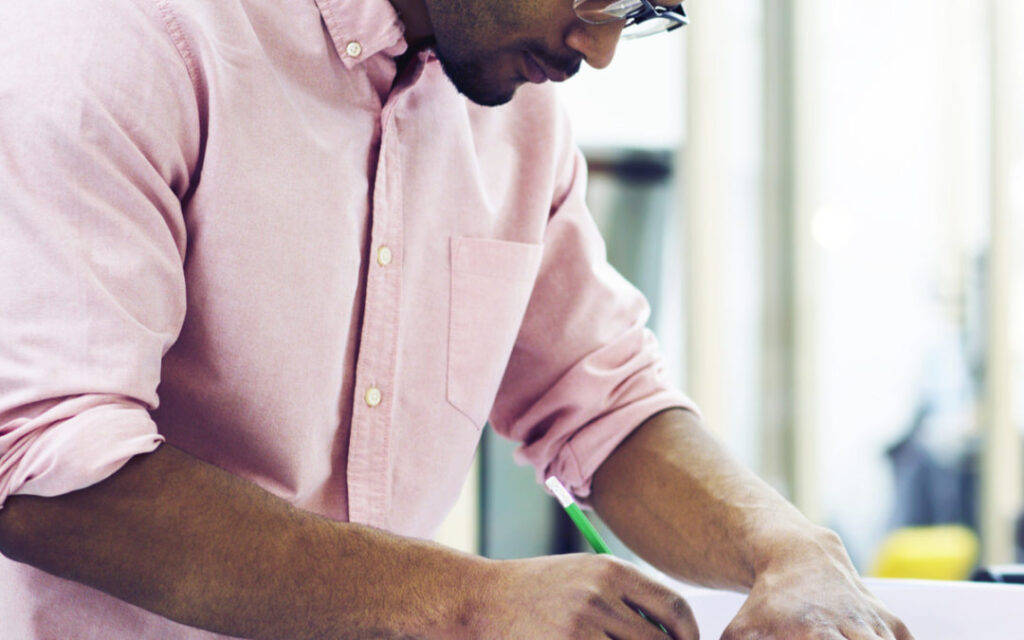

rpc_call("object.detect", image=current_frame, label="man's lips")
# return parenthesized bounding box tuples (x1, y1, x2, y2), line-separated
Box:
(522, 52, 548, 84)
(522, 52, 573, 84)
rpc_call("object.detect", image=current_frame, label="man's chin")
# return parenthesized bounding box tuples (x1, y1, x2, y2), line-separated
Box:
(436, 55, 519, 107)
(447, 74, 519, 107)
(461, 85, 518, 107)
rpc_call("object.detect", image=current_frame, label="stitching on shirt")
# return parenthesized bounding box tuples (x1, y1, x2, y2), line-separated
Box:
(313, 1, 357, 65)
(152, 0, 202, 97)
(315, 0, 406, 64)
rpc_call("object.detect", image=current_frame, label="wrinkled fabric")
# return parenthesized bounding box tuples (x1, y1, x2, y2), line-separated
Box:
(0, 0, 696, 636)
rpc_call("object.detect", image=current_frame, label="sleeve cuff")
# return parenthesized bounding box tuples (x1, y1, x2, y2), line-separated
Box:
(0, 395, 164, 508)
(543, 391, 699, 508)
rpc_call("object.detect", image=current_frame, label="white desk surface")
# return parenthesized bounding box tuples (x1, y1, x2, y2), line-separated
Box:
(665, 577, 1024, 639)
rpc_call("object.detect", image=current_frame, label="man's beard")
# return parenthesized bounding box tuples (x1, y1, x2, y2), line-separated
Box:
(433, 47, 518, 107)
(433, 43, 583, 108)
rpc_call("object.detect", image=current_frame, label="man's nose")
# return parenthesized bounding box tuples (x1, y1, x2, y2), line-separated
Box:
(565, 21, 623, 70)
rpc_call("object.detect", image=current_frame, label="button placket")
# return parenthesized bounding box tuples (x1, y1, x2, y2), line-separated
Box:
(346, 89, 408, 529)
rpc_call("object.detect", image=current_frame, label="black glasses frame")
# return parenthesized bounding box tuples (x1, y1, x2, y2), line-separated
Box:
(621, 0, 688, 34)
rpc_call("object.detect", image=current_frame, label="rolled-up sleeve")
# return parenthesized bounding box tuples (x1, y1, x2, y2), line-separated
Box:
(489, 142, 700, 504)
(0, 1, 199, 506)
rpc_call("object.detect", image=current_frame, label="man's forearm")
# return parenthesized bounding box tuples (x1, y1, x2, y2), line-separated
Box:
(0, 444, 481, 639)
(591, 408, 848, 590)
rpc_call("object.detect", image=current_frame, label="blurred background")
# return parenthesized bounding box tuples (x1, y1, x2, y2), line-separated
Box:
(435, 0, 1024, 582)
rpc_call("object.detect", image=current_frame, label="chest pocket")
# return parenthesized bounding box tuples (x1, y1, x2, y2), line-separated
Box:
(447, 237, 544, 429)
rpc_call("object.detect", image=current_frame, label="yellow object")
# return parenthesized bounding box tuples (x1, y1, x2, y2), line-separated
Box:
(871, 525, 979, 580)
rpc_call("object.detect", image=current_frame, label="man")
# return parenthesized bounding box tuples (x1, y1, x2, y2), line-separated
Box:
(0, 0, 912, 638)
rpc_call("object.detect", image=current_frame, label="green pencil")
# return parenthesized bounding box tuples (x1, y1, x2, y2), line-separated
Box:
(545, 476, 670, 635)
(545, 476, 612, 554)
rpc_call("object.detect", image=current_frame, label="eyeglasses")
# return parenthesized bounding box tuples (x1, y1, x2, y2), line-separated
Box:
(573, 0, 688, 40)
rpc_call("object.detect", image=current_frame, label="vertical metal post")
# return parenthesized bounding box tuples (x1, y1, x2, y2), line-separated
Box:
(787, 0, 825, 525)
(760, 0, 797, 497)
(760, 0, 822, 520)
(682, 0, 730, 439)
(981, 0, 1022, 565)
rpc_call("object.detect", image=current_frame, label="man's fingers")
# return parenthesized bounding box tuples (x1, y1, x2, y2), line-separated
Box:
(834, 611, 897, 640)
(723, 610, 911, 640)
(604, 597, 694, 640)
(722, 627, 846, 640)
(847, 601, 914, 640)
(589, 557, 697, 639)
(619, 591, 699, 639)
(886, 614, 915, 640)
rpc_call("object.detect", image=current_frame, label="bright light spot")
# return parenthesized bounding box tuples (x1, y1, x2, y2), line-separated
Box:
(811, 205, 856, 251)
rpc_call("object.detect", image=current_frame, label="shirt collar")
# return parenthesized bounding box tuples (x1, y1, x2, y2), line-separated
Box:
(313, 0, 409, 67)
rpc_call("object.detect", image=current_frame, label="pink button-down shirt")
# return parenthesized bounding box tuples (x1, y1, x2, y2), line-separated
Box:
(0, 0, 695, 636)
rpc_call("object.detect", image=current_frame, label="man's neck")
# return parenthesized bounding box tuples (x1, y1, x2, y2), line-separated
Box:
(388, 0, 434, 48)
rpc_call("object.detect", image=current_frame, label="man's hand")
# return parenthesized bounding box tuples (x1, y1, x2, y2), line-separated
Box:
(591, 408, 915, 640)
(468, 554, 699, 639)
(721, 535, 913, 639)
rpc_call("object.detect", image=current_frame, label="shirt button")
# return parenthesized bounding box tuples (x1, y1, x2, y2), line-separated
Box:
(377, 246, 393, 267)
(365, 386, 382, 407)
(346, 41, 362, 57)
